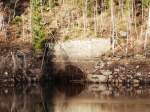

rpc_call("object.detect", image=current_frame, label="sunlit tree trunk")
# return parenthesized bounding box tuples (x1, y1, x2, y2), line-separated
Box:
(131, 0, 134, 48)
(148, 7, 150, 35)
(119, 0, 124, 18)
(13, 0, 19, 19)
(94, 0, 98, 36)
(140, 1, 144, 42)
(144, 7, 150, 54)
(83, 0, 88, 37)
(134, 0, 138, 41)
(0, 3, 5, 33)
(0, 11, 4, 31)
(110, 0, 115, 55)
(22, 15, 25, 41)
(125, 0, 130, 56)
(99, 0, 103, 37)
(30, 0, 32, 43)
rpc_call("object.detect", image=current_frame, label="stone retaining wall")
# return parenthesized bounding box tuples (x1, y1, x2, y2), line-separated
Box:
(53, 57, 150, 84)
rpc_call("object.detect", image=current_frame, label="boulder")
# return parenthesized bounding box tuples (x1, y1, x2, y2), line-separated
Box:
(54, 38, 111, 60)
(87, 74, 107, 83)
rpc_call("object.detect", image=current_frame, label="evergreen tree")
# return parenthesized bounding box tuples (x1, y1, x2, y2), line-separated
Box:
(31, 0, 45, 52)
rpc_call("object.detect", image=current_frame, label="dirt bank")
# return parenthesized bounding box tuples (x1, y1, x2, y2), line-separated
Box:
(0, 42, 43, 83)
(0, 41, 150, 84)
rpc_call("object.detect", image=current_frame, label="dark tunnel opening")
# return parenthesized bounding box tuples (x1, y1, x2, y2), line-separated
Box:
(41, 39, 87, 83)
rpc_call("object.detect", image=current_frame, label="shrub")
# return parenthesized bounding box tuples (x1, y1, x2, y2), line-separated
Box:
(141, 0, 150, 7)
(31, 0, 45, 52)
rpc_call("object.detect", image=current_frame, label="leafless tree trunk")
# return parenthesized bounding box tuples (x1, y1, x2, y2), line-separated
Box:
(22, 15, 25, 41)
(11, 52, 17, 74)
(110, 0, 115, 55)
(94, 0, 98, 36)
(0, 11, 4, 31)
(83, 0, 88, 37)
(13, 0, 19, 19)
(144, 7, 150, 55)
(125, 0, 131, 56)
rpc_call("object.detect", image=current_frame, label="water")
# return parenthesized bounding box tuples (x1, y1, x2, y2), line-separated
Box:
(1, 83, 150, 112)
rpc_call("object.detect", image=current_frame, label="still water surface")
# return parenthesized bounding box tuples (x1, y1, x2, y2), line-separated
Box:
(0, 83, 150, 112)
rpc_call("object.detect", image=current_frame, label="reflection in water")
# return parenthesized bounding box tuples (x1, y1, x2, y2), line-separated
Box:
(0, 83, 150, 112)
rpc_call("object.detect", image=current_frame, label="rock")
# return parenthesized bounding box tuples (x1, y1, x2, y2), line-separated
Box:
(133, 79, 140, 84)
(10, 78, 15, 82)
(133, 83, 139, 87)
(4, 89, 8, 94)
(136, 90, 142, 94)
(118, 79, 122, 83)
(94, 65, 100, 69)
(33, 77, 38, 82)
(113, 74, 118, 79)
(135, 54, 145, 59)
(119, 66, 126, 71)
(106, 61, 112, 65)
(29, 69, 42, 76)
(136, 65, 140, 69)
(95, 61, 101, 66)
(99, 62, 105, 68)
(87, 74, 107, 83)
(93, 69, 101, 74)
(136, 72, 142, 76)
(101, 90, 111, 95)
(54, 38, 111, 59)
(101, 70, 112, 76)
(119, 31, 128, 37)
(107, 78, 112, 82)
(88, 84, 106, 92)
(114, 68, 119, 72)
(127, 75, 132, 79)
(108, 75, 113, 79)
(4, 71, 8, 76)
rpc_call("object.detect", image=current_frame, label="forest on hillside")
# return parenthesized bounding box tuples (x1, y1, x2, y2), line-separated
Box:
(0, 0, 150, 53)
(0, 0, 150, 83)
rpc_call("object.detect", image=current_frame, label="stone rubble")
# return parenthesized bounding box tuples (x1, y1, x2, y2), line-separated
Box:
(87, 58, 150, 84)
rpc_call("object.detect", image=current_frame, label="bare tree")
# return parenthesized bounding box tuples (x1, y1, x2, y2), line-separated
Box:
(110, 0, 115, 55)
(144, 6, 150, 55)
(94, 0, 98, 36)
(83, 0, 88, 37)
